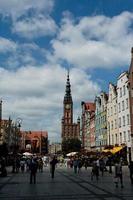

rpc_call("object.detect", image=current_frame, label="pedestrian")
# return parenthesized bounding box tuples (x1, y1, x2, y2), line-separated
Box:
(77, 158, 82, 173)
(99, 158, 105, 176)
(0, 157, 7, 177)
(29, 157, 38, 184)
(20, 158, 25, 173)
(50, 156, 58, 179)
(73, 157, 78, 174)
(129, 161, 133, 184)
(91, 160, 99, 181)
(114, 160, 124, 188)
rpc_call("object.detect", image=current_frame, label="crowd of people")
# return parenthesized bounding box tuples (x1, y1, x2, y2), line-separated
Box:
(0, 154, 133, 188)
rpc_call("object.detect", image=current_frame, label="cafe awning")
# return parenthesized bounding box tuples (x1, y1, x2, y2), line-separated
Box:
(102, 146, 124, 154)
(110, 146, 123, 154)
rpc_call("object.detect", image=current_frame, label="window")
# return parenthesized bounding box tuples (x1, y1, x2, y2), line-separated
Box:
(111, 121, 113, 130)
(128, 130, 130, 142)
(115, 134, 118, 144)
(115, 119, 117, 129)
(119, 117, 121, 128)
(126, 98, 129, 109)
(110, 94, 112, 101)
(112, 135, 114, 145)
(120, 132, 122, 144)
(122, 101, 125, 111)
(123, 85, 126, 95)
(123, 116, 125, 126)
(111, 107, 113, 115)
(124, 131, 126, 142)
(114, 105, 117, 114)
(118, 103, 121, 112)
(120, 88, 122, 97)
(127, 114, 130, 125)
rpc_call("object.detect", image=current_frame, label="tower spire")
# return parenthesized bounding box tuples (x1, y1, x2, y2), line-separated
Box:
(64, 69, 72, 100)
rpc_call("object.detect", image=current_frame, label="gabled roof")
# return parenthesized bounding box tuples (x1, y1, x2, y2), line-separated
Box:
(21, 131, 48, 139)
(84, 102, 95, 111)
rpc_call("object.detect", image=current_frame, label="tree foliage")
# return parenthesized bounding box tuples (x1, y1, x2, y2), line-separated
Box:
(62, 138, 81, 154)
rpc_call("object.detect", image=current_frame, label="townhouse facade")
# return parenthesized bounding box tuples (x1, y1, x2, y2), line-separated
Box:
(81, 102, 95, 150)
(95, 92, 108, 150)
(117, 72, 131, 161)
(107, 83, 118, 146)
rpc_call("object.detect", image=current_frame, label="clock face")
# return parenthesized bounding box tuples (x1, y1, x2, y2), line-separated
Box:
(65, 104, 70, 109)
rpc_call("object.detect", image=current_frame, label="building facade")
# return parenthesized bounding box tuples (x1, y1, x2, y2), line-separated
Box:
(128, 47, 133, 161)
(81, 102, 95, 150)
(107, 83, 118, 146)
(61, 71, 80, 141)
(95, 92, 108, 150)
(21, 131, 48, 154)
(117, 71, 131, 161)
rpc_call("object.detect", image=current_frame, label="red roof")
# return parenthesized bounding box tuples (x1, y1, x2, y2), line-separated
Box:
(21, 131, 48, 140)
(84, 102, 95, 111)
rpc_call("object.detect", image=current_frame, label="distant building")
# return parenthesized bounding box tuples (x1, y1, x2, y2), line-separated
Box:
(81, 102, 95, 150)
(61, 71, 80, 141)
(48, 143, 62, 154)
(21, 131, 48, 154)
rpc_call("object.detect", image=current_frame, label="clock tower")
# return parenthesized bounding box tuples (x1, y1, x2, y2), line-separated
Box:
(61, 70, 80, 141)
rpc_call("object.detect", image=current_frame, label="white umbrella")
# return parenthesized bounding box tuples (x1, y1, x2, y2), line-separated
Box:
(66, 152, 78, 157)
(23, 152, 32, 156)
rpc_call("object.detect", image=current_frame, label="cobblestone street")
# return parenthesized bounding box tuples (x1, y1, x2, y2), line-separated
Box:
(0, 166, 133, 200)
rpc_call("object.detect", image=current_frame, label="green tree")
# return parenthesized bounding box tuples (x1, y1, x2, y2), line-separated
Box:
(62, 138, 81, 154)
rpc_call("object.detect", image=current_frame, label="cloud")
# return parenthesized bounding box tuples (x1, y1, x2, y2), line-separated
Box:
(0, 38, 47, 69)
(0, 65, 100, 142)
(49, 11, 133, 69)
(0, 0, 54, 20)
(0, 37, 17, 53)
(12, 15, 57, 39)
(0, 0, 57, 39)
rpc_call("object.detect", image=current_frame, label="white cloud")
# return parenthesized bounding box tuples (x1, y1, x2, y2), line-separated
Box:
(0, 37, 17, 53)
(0, 65, 100, 142)
(12, 15, 57, 39)
(50, 11, 133, 69)
(0, 0, 54, 20)
(0, 0, 57, 39)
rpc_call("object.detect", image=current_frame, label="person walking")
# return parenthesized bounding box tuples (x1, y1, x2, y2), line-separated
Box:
(29, 157, 38, 184)
(50, 156, 58, 179)
(91, 160, 99, 181)
(73, 157, 78, 174)
(114, 160, 124, 188)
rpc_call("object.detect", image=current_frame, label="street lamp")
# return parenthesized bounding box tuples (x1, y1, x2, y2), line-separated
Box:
(14, 118, 22, 153)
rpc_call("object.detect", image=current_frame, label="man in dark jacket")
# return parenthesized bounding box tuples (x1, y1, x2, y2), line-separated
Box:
(29, 157, 38, 184)
(50, 156, 58, 179)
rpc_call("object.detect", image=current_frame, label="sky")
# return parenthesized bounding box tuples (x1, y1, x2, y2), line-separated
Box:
(0, 0, 133, 143)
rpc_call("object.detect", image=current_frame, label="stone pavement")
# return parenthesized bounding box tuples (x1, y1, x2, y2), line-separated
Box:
(0, 165, 133, 200)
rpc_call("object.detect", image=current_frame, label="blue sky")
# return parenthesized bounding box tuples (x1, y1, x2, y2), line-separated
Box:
(0, 0, 133, 142)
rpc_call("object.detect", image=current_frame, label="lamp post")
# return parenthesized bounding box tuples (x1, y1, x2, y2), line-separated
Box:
(14, 118, 22, 153)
